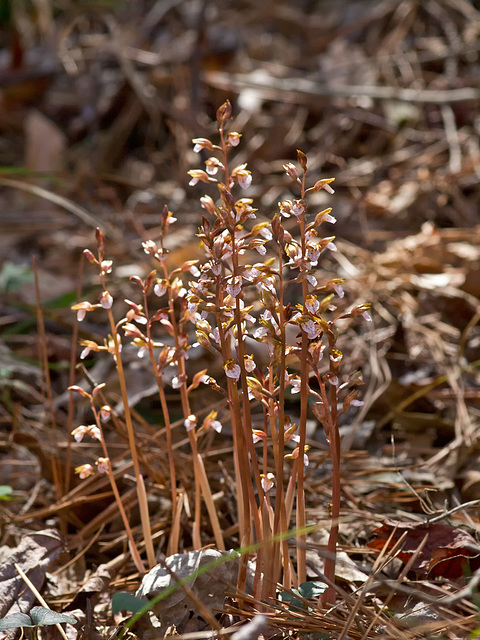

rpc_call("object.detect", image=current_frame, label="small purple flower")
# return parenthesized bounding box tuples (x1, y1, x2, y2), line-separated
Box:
(227, 132, 242, 147)
(302, 319, 321, 340)
(100, 405, 112, 422)
(292, 200, 305, 217)
(184, 414, 197, 431)
(224, 360, 241, 380)
(96, 457, 109, 474)
(226, 275, 242, 297)
(100, 291, 113, 309)
(333, 283, 344, 298)
(76, 463, 94, 479)
(171, 376, 183, 389)
(305, 295, 320, 315)
(323, 212, 336, 224)
(244, 355, 256, 372)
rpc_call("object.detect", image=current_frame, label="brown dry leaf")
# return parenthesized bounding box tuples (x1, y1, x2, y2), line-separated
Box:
(136, 549, 253, 633)
(65, 564, 112, 612)
(0, 530, 64, 639)
(24, 109, 67, 173)
(368, 520, 480, 579)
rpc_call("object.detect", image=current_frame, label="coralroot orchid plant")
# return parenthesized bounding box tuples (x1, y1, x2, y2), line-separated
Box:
(69, 101, 370, 608)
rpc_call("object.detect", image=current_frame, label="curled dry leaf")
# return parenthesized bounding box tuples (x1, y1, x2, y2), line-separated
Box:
(135, 549, 254, 633)
(0, 530, 64, 640)
(368, 520, 480, 579)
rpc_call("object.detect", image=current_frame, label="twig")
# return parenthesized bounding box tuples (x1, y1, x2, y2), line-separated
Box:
(205, 70, 480, 104)
(14, 564, 70, 640)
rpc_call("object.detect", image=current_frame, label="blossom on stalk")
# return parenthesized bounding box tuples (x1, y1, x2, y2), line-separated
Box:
(252, 429, 267, 444)
(100, 291, 113, 309)
(261, 473, 275, 492)
(308, 341, 325, 362)
(283, 162, 298, 180)
(235, 198, 256, 219)
(184, 414, 197, 431)
(279, 200, 293, 217)
(72, 424, 101, 442)
(313, 177, 335, 194)
(305, 295, 320, 315)
(205, 157, 223, 176)
(171, 375, 186, 389)
(79, 339, 100, 359)
(330, 350, 343, 365)
(125, 300, 147, 324)
(71, 301, 100, 322)
(142, 240, 159, 259)
(122, 323, 145, 340)
(68, 384, 91, 399)
(188, 169, 211, 186)
(322, 211, 336, 224)
(75, 463, 94, 479)
(306, 243, 320, 266)
(200, 410, 222, 434)
(200, 195, 216, 215)
(244, 354, 256, 373)
(328, 280, 345, 299)
(192, 137, 213, 152)
(289, 375, 302, 394)
(226, 275, 242, 298)
(285, 445, 310, 467)
(224, 360, 241, 380)
(154, 279, 169, 297)
(188, 263, 201, 277)
(242, 266, 262, 283)
(100, 260, 113, 274)
(349, 303, 372, 321)
(100, 405, 112, 422)
(248, 238, 267, 255)
(232, 164, 252, 189)
(227, 131, 242, 147)
(171, 277, 187, 299)
(292, 200, 305, 218)
(301, 319, 322, 340)
(96, 457, 109, 474)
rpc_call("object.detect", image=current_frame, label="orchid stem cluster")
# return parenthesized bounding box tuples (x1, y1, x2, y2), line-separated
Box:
(69, 100, 370, 607)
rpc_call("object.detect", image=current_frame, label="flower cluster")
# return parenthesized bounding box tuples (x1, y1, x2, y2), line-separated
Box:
(69, 383, 112, 480)
(68, 101, 370, 591)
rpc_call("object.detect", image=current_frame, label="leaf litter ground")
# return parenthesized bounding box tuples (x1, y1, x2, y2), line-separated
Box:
(1, 1, 480, 638)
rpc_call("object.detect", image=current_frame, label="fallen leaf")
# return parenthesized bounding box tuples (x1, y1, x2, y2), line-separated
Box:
(136, 549, 254, 633)
(368, 520, 480, 579)
(0, 530, 64, 640)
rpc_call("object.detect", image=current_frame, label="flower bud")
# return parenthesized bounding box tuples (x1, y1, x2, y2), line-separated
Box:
(296, 150, 307, 171)
(200, 195, 216, 216)
(313, 177, 335, 194)
(95, 227, 105, 252)
(227, 131, 241, 147)
(192, 137, 213, 152)
(283, 162, 299, 180)
(216, 100, 232, 125)
(83, 249, 96, 264)
(68, 385, 91, 399)
(96, 457, 109, 474)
